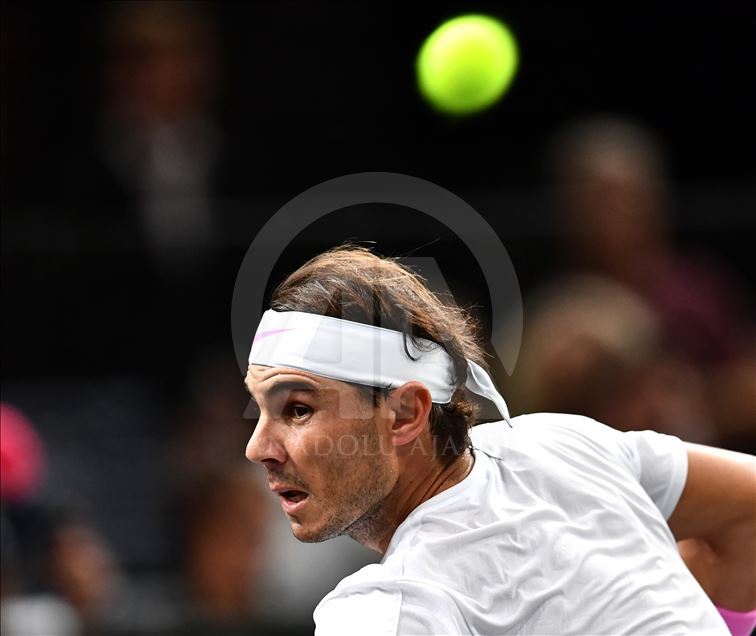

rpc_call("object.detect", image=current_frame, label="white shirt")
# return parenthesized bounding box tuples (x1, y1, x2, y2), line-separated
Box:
(314, 413, 729, 635)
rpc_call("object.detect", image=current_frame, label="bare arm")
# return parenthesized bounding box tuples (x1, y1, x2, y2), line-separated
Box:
(668, 443, 756, 610)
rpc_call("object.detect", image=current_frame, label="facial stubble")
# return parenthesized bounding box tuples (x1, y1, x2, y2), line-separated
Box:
(297, 414, 397, 548)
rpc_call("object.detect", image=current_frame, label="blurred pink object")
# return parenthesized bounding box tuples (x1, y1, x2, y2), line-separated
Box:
(0, 402, 46, 502)
(717, 607, 756, 636)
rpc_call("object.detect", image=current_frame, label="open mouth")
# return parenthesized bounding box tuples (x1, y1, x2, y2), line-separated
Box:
(280, 490, 308, 504)
(279, 490, 309, 515)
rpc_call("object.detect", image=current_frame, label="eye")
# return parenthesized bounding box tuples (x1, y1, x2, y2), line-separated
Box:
(288, 403, 312, 420)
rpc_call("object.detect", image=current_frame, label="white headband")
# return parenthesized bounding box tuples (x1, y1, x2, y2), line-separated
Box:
(248, 309, 510, 421)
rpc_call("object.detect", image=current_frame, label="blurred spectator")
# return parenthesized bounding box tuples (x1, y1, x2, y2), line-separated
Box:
(511, 275, 658, 417)
(539, 116, 755, 450)
(509, 275, 718, 444)
(1, 403, 51, 601)
(549, 116, 751, 365)
(95, 0, 224, 281)
(2, 497, 146, 635)
(1, 404, 127, 635)
(48, 514, 122, 627)
(1, 403, 47, 504)
(46, 1, 246, 381)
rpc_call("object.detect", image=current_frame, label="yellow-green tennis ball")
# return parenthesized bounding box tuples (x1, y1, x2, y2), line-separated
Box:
(416, 14, 519, 116)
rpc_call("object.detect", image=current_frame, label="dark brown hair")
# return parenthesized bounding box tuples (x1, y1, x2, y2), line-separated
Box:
(270, 245, 486, 463)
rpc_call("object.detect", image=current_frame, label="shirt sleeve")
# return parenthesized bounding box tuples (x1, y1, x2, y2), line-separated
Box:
(616, 428, 689, 520)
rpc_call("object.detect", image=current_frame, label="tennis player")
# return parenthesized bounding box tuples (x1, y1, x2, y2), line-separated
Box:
(243, 246, 755, 635)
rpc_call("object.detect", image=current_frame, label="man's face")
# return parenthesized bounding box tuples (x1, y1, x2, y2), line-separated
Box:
(244, 365, 397, 543)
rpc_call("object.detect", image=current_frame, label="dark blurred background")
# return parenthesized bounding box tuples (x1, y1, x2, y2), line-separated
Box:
(1, 2, 754, 634)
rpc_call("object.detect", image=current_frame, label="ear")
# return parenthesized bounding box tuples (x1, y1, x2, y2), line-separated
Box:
(385, 381, 433, 448)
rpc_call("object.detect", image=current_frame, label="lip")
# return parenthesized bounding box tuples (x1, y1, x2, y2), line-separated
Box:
(279, 492, 309, 515)
(269, 484, 310, 516)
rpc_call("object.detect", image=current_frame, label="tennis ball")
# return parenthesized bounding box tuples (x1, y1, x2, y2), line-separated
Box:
(416, 14, 519, 116)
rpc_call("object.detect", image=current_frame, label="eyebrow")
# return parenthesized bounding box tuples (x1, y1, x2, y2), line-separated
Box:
(245, 379, 322, 407)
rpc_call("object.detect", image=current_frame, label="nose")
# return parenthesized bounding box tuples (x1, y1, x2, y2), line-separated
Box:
(245, 415, 287, 465)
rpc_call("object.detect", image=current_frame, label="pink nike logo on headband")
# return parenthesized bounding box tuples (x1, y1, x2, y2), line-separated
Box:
(253, 328, 296, 342)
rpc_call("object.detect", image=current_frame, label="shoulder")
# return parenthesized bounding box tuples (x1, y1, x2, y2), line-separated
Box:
(471, 412, 688, 519)
(314, 569, 466, 635)
(471, 412, 626, 457)
(472, 412, 669, 471)
(470, 413, 642, 485)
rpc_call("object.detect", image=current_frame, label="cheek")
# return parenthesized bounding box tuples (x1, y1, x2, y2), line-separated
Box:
(298, 423, 376, 488)
(279, 424, 350, 494)
(297, 427, 341, 462)
(298, 409, 368, 461)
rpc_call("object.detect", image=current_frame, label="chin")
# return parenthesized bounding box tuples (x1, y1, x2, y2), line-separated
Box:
(288, 510, 350, 543)
(289, 521, 332, 543)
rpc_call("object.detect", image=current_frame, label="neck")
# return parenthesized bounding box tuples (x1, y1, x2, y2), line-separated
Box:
(346, 449, 474, 554)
